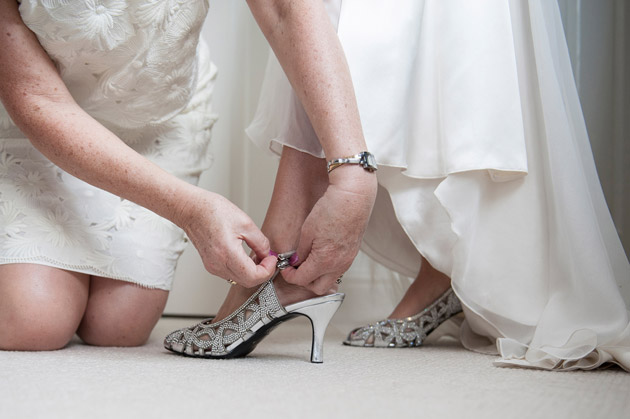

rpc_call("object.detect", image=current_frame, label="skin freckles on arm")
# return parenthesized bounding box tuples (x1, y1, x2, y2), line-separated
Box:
(247, 0, 378, 195)
(246, 0, 378, 293)
(0, 0, 180, 215)
(0, 0, 276, 285)
(246, 0, 365, 159)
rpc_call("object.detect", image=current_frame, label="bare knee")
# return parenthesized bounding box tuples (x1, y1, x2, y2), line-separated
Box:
(0, 265, 89, 351)
(0, 301, 80, 351)
(77, 317, 153, 347)
(76, 278, 168, 347)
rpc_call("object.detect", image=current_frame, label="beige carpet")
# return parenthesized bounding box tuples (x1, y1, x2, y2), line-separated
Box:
(1, 316, 629, 419)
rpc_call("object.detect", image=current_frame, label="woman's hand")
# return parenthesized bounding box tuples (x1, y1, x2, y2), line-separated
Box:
(0, 2, 276, 288)
(175, 186, 277, 288)
(281, 166, 377, 294)
(248, 1, 378, 291)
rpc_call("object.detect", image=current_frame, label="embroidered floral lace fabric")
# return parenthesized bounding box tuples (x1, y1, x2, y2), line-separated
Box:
(0, 0, 216, 289)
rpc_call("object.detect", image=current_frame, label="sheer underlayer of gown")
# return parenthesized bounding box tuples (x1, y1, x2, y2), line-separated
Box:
(247, 0, 630, 371)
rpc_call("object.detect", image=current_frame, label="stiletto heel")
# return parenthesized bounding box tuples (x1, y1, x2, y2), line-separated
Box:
(287, 295, 344, 363)
(164, 271, 345, 363)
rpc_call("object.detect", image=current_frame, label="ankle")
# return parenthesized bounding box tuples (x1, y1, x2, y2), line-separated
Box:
(273, 275, 320, 306)
(387, 261, 452, 319)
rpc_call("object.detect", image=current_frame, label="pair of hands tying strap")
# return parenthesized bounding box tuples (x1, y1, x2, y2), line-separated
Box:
(270, 250, 342, 285)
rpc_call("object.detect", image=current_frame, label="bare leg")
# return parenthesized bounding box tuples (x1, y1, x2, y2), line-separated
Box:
(0, 264, 89, 351)
(214, 146, 329, 321)
(77, 276, 168, 347)
(388, 256, 452, 319)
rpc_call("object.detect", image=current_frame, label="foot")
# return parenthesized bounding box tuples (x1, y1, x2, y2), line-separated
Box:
(387, 258, 452, 319)
(164, 272, 344, 360)
(344, 257, 458, 347)
(164, 278, 286, 357)
(344, 288, 461, 347)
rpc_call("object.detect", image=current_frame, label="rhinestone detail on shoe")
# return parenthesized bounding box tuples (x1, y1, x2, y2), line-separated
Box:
(164, 279, 286, 356)
(344, 288, 462, 348)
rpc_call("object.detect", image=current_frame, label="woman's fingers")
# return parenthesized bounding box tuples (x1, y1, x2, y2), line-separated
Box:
(281, 257, 317, 288)
(184, 191, 278, 287)
(279, 227, 319, 287)
(305, 275, 339, 295)
(283, 261, 343, 295)
(241, 223, 273, 265)
(282, 241, 348, 294)
(227, 247, 277, 288)
(222, 221, 277, 287)
(281, 187, 367, 291)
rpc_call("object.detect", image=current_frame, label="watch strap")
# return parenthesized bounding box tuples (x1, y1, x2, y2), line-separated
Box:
(327, 152, 377, 173)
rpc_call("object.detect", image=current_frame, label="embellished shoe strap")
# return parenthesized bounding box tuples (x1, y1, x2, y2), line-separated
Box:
(179, 272, 288, 355)
(200, 271, 287, 331)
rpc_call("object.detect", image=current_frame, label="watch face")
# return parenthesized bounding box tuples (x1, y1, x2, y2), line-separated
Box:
(360, 152, 377, 171)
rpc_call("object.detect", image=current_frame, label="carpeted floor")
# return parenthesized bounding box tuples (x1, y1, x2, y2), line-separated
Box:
(1, 316, 629, 419)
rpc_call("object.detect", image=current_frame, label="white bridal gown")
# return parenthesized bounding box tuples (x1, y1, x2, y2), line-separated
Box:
(247, 0, 630, 371)
(0, 0, 216, 289)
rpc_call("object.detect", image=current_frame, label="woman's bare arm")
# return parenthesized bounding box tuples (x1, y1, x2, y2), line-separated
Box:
(0, 0, 276, 285)
(247, 0, 364, 160)
(247, 0, 378, 293)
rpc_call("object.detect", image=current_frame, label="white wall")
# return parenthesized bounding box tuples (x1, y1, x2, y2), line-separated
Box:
(164, 2, 278, 315)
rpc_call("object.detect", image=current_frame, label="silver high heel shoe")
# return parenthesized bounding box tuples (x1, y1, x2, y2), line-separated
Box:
(164, 271, 344, 363)
(344, 288, 462, 348)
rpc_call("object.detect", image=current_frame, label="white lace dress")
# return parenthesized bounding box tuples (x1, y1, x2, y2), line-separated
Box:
(0, 0, 216, 290)
(248, 0, 630, 371)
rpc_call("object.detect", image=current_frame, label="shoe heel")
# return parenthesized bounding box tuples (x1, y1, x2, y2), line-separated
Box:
(291, 295, 344, 363)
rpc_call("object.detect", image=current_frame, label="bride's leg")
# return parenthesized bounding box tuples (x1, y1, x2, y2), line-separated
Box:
(214, 146, 329, 321)
(388, 256, 452, 319)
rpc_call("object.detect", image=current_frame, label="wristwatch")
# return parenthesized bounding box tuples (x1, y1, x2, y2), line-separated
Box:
(327, 151, 378, 173)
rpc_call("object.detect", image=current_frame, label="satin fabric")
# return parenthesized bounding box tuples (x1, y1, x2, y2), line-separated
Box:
(247, 0, 630, 371)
